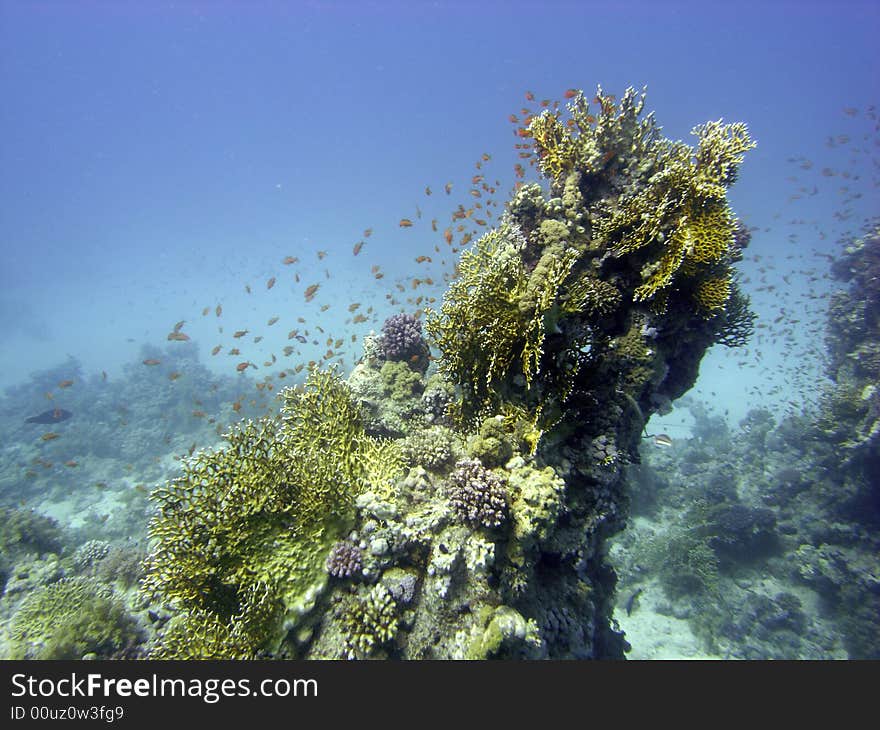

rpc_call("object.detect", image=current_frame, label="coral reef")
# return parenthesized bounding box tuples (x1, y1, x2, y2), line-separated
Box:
(142, 367, 404, 658)
(446, 459, 509, 529)
(325, 540, 364, 580)
(613, 227, 880, 659)
(138, 86, 754, 660)
(378, 313, 429, 369)
(7, 577, 142, 659)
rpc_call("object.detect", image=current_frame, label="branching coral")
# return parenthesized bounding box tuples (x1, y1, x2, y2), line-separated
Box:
(142, 367, 404, 658)
(526, 86, 754, 309)
(446, 459, 509, 529)
(342, 584, 399, 659)
(8, 577, 140, 659)
(424, 221, 601, 426)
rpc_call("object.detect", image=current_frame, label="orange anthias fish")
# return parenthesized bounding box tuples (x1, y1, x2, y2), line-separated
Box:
(399, 218, 413, 228)
(143, 359, 161, 366)
(236, 361, 256, 372)
(267, 277, 276, 289)
(304, 283, 320, 301)
(58, 380, 74, 388)
(283, 256, 299, 265)
(564, 88, 578, 99)
(167, 332, 190, 341)
(353, 241, 364, 256)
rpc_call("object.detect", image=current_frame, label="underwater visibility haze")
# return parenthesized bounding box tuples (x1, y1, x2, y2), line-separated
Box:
(0, 0, 878, 660)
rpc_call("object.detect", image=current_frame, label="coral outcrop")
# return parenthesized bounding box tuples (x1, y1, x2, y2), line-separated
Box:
(141, 85, 754, 659)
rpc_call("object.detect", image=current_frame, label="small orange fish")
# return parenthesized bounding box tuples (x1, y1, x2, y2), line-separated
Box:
(143, 359, 161, 366)
(167, 332, 190, 341)
(267, 316, 279, 326)
(425, 186, 432, 196)
(41, 432, 60, 441)
(508, 113, 519, 124)
(443, 228, 453, 245)
(215, 305, 223, 317)
(228, 348, 241, 356)
(236, 361, 256, 372)
(444, 182, 453, 195)
(364, 228, 373, 238)
(283, 256, 299, 265)
(564, 88, 578, 99)
(399, 218, 413, 228)
(168, 372, 182, 381)
(65, 460, 78, 467)
(352, 314, 367, 324)
(202, 306, 210, 316)
(348, 302, 361, 312)
(415, 255, 432, 264)
(211, 345, 222, 356)
(58, 380, 74, 388)
(525, 90, 535, 101)
(304, 283, 320, 301)
(353, 241, 364, 255)
(233, 330, 249, 338)
(267, 277, 276, 289)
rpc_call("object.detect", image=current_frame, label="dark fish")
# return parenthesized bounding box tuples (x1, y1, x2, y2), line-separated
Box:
(625, 588, 643, 616)
(26, 408, 72, 425)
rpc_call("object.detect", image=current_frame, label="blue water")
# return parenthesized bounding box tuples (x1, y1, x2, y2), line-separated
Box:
(0, 3, 875, 516)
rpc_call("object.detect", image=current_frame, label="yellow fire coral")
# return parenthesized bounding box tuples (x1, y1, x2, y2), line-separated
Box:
(142, 367, 403, 658)
(634, 199, 736, 301)
(694, 276, 732, 313)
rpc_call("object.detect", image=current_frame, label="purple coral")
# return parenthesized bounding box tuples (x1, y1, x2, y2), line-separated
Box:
(447, 458, 508, 529)
(378, 313, 425, 361)
(326, 540, 363, 579)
